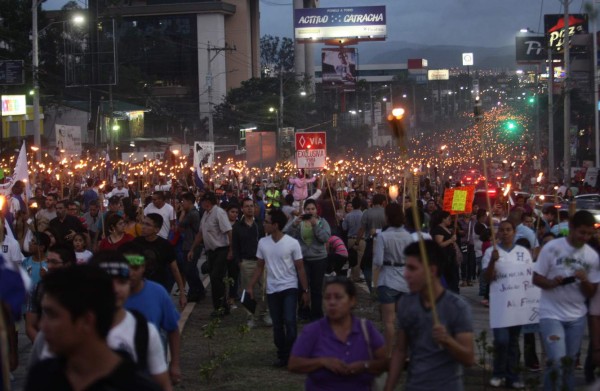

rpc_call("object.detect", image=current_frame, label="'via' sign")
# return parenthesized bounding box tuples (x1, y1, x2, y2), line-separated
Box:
(295, 132, 326, 169)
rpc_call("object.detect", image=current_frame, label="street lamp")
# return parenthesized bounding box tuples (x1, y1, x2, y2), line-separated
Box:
(32, 7, 85, 161)
(269, 107, 280, 158)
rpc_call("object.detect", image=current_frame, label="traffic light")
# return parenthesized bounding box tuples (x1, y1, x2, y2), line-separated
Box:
(387, 107, 407, 153)
(528, 96, 535, 104)
(504, 120, 518, 132)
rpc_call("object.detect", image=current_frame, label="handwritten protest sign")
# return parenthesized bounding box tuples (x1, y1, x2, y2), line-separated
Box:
(489, 262, 541, 328)
(442, 186, 475, 215)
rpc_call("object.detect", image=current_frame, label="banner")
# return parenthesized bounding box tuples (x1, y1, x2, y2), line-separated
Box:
(442, 186, 475, 214)
(55, 124, 82, 156)
(294, 6, 386, 42)
(193, 141, 214, 168)
(489, 262, 541, 328)
(321, 48, 357, 86)
(0, 142, 30, 197)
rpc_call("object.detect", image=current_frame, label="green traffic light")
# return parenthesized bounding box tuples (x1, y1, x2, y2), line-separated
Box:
(505, 120, 517, 132)
(528, 97, 535, 104)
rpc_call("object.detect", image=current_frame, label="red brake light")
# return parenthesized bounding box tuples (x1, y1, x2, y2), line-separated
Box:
(488, 189, 496, 195)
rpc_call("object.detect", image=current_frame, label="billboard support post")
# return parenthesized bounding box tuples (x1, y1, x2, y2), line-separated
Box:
(563, 1, 571, 183)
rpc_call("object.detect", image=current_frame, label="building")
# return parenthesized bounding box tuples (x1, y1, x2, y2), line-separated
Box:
(53, 0, 261, 141)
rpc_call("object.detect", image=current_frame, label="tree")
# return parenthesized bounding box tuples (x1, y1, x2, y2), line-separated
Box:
(260, 35, 294, 74)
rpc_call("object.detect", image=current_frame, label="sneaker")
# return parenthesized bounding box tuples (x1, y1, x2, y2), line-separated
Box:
(489, 377, 505, 388)
(247, 319, 256, 329)
(263, 314, 273, 326)
(510, 381, 525, 389)
(527, 363, 541, 372)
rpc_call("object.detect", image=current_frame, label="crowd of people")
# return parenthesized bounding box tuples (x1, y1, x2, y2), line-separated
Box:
(1, 165, 600, 391)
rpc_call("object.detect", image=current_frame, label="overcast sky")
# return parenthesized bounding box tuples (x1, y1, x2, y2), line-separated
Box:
(45, 0, 584, 47)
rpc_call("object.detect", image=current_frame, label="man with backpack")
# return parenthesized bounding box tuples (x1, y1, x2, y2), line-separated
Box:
(28, 250, 172, 390)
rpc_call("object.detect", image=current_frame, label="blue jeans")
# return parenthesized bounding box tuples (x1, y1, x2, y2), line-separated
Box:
(539, 316, 586, 391)
(267, 288, 298, 362)
(493, 326, 522, 385)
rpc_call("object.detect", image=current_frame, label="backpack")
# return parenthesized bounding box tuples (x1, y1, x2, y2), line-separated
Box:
(130, 309, 150, 373)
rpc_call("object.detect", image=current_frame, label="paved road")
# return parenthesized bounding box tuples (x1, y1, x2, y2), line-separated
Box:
(8, 275, 596, 390)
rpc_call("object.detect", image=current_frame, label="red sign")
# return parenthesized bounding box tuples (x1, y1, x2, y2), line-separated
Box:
(442, 186, 475, 215)
(295, 132, 327, 169)
(295, 132, 326, 151)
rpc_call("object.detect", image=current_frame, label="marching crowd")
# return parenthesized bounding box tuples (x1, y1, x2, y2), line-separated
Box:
(1, 168, 600, 391)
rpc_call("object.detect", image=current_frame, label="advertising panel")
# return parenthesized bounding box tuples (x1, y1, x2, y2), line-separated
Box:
(246, 132, 277, 169)
(544, 14, 588, 53)
(515, 36, 546, 63)
(55, 124, 82, 156)
(1, 95, 26, 116)
(294, 6, 386, 42)
(321, 48, 357, 86)
(427, 69, 449, 81)
(0, 60, 24, 85)
(462, 53, 474, 66)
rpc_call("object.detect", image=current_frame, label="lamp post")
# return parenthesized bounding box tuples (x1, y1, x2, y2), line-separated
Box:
(269, 107, 280, 158)
(32, 7, 85, 161)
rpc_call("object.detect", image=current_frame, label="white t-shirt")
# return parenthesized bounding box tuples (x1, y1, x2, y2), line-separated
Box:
(40, 311, 167, 375)
(75, 250, 93, 264)
(256, 234, 303, 294)
(534, 237, 600, 321)
(1, 235, 24, 267)
(482, 244, 533, 270)
(144, 202, 175, 239)
(109, 187, 129, 198)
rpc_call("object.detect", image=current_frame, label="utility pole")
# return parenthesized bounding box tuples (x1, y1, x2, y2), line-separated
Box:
(32, 0, 41, 161)
(206, 42, 236, 142)
(593, 2, 600, 167)
(548, 39, 555, 179)
(563, 0, 572, 183)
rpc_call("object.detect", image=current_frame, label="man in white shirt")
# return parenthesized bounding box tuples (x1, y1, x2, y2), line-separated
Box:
(143, 191, 175, 239)
(108, 178, 130, 199)
(533, 210, 600, 391)
(246, 209, 309, 367)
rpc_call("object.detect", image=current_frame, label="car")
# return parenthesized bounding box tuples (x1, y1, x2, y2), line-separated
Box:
(473, 188, 499, 210)
(573, 195, 600, 227)
(531, 194, 565, 207)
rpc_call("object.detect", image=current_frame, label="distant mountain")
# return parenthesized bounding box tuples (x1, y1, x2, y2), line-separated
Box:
(318, 40, 517, 70)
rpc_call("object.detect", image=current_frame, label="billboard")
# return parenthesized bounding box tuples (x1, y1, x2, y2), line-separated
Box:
(427, 69, 449, 81)
(515, 36, 546, 63)
(1, 95, 26, 116)
(294, 6, 386, 42)
(462, 53, 474, 66)
(246, 132, 277, 169)
(55, 124, 82, 156)
(321, 48, 357, 85)
(0, 60, 24, 85)
(544, 14, 588, 53)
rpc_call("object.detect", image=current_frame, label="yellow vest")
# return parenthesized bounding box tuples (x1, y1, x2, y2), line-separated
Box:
(266, 189, 281, 208)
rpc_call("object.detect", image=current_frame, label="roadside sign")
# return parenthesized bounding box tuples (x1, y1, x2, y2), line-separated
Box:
(0, 60, 24, 85)
(295, 132, 326, 169)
